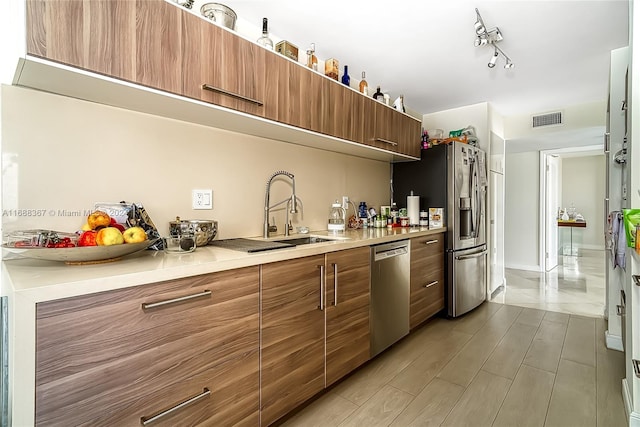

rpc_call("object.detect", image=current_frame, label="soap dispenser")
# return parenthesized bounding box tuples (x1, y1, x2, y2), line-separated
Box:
(328, 200, 346, 232)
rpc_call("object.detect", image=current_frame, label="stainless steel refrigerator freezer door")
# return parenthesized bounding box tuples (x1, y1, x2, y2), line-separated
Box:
(447, 246, 487, 317)
(447, 143, 487, 251)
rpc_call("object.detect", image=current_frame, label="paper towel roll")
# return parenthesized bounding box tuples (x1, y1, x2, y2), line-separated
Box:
(407, 195, 420, 226)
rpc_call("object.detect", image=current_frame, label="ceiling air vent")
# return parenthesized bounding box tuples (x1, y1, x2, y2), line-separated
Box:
(532, 111, 563, 128)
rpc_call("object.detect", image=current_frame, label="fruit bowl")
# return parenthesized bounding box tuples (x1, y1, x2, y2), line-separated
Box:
(2, 239, 159, 264)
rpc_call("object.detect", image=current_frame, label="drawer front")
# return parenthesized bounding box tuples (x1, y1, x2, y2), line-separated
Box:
(410, 267, 445, 329)
(410, 234, 445, 260)
(410, 234, 445, 328)
(36, 267, 260, 426)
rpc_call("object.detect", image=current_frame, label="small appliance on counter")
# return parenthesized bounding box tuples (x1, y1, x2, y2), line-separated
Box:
(328, 201, 345, 232)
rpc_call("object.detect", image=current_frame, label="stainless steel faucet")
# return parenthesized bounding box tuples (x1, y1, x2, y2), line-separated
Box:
(263, 171, 300, 238)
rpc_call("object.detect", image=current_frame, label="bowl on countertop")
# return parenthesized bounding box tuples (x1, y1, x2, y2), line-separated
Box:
(169, 217, 217, 247)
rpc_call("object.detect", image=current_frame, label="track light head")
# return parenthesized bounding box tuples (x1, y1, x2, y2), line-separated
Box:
(488, 51, 498, 68)
(504, 60, 514, 69)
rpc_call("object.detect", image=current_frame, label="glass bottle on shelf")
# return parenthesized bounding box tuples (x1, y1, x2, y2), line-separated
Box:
(256, 18, 274, 50)
(359, 71, 368, 95)
(341, 65, 350, 87)
(306, 43, 318, 71)
(373, 86, 384, 101)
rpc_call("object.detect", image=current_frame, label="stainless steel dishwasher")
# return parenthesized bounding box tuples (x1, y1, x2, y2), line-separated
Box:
(370, 240, 410, 357)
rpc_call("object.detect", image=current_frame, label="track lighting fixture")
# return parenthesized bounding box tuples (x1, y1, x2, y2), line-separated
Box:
(488, 50, 498, 68)
(474, 8, 514, 69)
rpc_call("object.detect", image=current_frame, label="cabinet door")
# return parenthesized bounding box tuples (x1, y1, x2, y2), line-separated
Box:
(397, 113, 422, 158)
(410, 234, 445, 329)
(325, 246, 371, 387)
(35, 267, 260, 427)
(27, 0, 183, 94)
(261, 255, 326, 425)
(183, 13, 265, 116)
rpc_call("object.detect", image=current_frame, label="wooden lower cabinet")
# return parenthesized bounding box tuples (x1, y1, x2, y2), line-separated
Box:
(325, 246, 371, 387)
(35, 267, 260, 427)
(260, 248, 371, 425)
(260, 255, 326, 426)
(410, 233, 445, 329)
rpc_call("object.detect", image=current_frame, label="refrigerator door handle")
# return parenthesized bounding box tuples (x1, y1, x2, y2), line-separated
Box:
(455, 250, 487, 261)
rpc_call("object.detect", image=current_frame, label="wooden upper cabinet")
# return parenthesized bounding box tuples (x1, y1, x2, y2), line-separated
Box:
(26, 0, 182, 94)
(135, 0, 183, 94)
(25, 0, 418, 159)
(260, 255, 326, 426)
(27, 0, 136, 82)
(397, 112, 422, 158)
(35, 267, 260, 427)
(325, 246, 371, 387)
(182, 12, 265, 116)
(263, 55, 325, 133)
(362, 96, 421, 157)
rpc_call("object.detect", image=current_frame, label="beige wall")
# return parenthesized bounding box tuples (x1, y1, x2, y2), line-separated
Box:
(1, 85, 389, 239)
(561, 155, 605, 249)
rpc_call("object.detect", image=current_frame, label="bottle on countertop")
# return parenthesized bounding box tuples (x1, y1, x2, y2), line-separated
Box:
(306, 43, 318, 71)
(373, 86, 384, 102)
(358, 202, 368, 228)
(341, 65, 350, 87)
(359, 71, 368, 95)
(256, 18, 274, 50)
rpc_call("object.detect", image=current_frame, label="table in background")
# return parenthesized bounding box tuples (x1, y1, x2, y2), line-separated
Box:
(558, 220, 587, 257)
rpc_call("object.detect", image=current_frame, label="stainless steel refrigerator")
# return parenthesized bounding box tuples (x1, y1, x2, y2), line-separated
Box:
(393, 141, 488, 317)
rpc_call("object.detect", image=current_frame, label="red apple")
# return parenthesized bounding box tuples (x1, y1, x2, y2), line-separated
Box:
(77, 230, 98, 247)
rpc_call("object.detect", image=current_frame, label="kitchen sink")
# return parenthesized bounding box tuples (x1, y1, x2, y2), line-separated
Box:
(273, 236, 338, 246)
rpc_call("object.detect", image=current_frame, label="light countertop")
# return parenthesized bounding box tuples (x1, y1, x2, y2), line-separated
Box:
(4, 227, 445, 303)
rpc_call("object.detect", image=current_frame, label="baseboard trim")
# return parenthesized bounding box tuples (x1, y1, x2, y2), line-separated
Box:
(605, 331, 624, 352)
(621, 378, 640, 426)
(505, 263, 541, 272)
(490, 285, 504, 299)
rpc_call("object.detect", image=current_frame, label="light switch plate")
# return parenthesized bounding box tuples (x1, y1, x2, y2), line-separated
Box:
(192, 189, 213, 210)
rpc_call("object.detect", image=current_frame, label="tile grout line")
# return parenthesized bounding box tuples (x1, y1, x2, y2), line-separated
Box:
(541, 313, 572, 427)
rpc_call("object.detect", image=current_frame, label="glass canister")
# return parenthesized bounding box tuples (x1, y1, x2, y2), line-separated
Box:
(328, 201, 345, 232)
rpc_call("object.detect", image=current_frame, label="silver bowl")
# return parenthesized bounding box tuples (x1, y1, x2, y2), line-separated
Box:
(169, 217, 218, 247)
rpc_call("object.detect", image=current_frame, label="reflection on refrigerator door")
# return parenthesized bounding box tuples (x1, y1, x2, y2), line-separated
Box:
(448, 246, 487, 317)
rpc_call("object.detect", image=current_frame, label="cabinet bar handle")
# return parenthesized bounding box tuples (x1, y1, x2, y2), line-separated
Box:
(633, 360, 640, 378)
(333, 263, 338, 306)
(617, 305, 625, 316)
(424, 281, 438, 288)
(142, 290, 211, 310)
(202, 84, 264, 106)
(633, 275, 640, 287)
(425, 240, 438, 245)
(140, 387, 210, 425)
(373, 137, 398, 147)
(318, 265, 325, 311)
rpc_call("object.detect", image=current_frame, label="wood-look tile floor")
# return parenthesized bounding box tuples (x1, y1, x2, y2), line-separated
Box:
(279, 302, 627, 427)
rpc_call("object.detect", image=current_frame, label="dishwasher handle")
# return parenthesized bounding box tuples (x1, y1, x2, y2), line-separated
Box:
(373, 244, 408, 262)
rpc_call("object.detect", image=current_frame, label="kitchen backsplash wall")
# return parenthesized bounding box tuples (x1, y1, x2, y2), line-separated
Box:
(1, 85, 390, 239)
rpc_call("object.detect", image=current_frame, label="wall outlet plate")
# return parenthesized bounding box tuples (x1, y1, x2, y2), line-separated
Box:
(192, 189, 213, 210)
